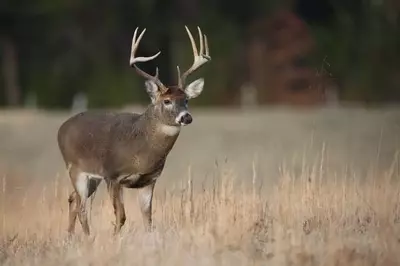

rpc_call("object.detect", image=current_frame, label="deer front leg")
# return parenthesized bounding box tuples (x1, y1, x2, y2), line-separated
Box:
(137, 182, 156, 231)
(106, 180, 126, 234)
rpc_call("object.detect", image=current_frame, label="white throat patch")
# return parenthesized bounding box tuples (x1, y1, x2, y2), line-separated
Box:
(159, 124, 181, 136)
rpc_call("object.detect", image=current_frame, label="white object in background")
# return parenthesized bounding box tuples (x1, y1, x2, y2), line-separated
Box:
(240, 82, 258, 108)
(71, 92, 88, 113)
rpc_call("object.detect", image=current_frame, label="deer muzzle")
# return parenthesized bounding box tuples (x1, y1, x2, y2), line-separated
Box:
(176, 111, 192, 126)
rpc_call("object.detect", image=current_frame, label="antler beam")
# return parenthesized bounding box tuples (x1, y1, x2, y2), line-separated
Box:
(130, 27, 167, 92)
(178, 26, 211, 88)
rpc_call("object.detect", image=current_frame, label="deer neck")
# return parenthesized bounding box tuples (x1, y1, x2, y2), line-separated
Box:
(138, 106, 181, 143)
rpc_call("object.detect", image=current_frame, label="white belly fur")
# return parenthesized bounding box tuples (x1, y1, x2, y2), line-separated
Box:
(72, 170, 157, 193)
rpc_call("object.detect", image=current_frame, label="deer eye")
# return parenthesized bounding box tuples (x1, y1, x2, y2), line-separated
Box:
(163, 99, 172, 105)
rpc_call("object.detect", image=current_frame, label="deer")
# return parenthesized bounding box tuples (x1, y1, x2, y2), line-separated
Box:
(57, 26, 211, 236)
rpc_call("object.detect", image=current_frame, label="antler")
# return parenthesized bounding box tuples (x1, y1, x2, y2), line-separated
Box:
(130, 27, 167, 92)
(177, 26, 211, 88)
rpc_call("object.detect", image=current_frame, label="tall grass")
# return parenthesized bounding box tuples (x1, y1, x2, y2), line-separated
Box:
(1, 158, 400, 266)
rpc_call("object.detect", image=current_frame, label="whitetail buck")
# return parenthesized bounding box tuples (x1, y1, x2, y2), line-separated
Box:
(57, 26, 210, 235)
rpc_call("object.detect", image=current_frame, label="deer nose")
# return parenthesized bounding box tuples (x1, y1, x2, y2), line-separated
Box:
(182, 113, 192, 125)
(177, 112, 192, 125)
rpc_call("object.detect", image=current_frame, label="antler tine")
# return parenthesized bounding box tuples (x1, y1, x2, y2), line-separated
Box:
(185, 26, 198, 59)
(155, 67, 159, 78)
(204, 34, 209, 57)
(177, 66, 182, 88)
(197, 27, 204, 56)
(129, 27, 166, 92)
(178, 26, 211, 88)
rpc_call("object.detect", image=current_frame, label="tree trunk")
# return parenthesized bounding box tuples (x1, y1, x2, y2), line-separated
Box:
(1, 36, 21, 106)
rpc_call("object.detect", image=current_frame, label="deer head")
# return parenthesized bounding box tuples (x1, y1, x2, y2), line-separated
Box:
(129, 26, 211, 127)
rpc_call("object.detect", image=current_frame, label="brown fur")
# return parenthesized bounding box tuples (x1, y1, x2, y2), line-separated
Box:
(58, 108, 179, 180)
(157, 87, 186, 101)
(58, 103, 181, 235)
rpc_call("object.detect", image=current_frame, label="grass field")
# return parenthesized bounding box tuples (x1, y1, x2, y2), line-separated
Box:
(0, 107, 400, 265)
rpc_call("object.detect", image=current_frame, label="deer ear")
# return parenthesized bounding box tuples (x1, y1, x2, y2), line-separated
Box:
(145, 80, 159, 103)
(185, 78, 204, 99)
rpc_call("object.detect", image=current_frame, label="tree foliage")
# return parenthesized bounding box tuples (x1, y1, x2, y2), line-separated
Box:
(1, 0, 399, 109)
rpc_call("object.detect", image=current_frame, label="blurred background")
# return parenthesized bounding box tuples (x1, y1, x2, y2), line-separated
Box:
(1, 0, 400, 110)
(0, 0, 399, 187)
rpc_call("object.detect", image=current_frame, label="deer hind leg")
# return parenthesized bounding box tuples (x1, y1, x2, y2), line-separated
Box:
(68, 165, 102, 236)
(106, 180, 126, 234)
(67, 165, 82, 235)
(67, 190, 80, 234)
(137, 182, 156, 231)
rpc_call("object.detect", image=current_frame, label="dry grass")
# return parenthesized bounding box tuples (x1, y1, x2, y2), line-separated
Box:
(1, 107, 399, 265)
(1, 158, 400, 266)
